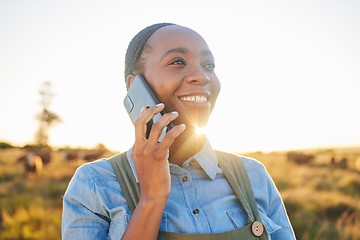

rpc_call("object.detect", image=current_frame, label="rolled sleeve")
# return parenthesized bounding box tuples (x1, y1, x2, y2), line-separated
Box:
(265, 171, 296, 239)
(62, 164, 110, 240)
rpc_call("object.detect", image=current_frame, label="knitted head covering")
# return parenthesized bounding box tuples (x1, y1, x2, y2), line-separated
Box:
(124, 23, 175, 79)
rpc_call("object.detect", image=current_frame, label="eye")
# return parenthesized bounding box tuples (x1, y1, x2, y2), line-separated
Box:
(204, 62, 215, 70)
(169, 58, 186, 66)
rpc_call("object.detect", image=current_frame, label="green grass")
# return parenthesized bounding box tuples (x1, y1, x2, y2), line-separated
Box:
(1, 147, 360, 240)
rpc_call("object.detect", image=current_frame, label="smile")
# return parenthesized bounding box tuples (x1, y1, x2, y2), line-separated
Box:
(180, 96, 208, 103)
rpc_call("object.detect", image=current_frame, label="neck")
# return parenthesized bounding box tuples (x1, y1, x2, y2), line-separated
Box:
(169, 127, 206, 166)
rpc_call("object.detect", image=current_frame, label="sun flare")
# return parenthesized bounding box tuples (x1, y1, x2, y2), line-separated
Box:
(195, 125, 207, 135)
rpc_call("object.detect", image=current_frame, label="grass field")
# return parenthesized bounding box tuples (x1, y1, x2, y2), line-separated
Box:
(1, 147, 359, 239)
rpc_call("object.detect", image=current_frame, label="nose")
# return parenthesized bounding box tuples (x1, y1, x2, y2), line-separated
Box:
(185, 66, 210, 85)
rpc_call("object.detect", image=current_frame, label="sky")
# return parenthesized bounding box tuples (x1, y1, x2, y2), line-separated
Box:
(0, 0, 359, 153)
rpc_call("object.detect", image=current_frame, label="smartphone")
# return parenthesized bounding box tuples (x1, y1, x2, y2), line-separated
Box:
(123, 74, 173, 142)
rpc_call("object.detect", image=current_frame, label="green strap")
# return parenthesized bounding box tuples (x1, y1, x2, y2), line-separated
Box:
(109, 152, 140, 214)
(157, 226, 257, 240)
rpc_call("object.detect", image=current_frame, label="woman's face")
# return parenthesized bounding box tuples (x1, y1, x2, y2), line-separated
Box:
(140, 25, 221, 128)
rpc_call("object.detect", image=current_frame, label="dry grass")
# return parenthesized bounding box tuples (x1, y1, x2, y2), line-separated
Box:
(243, 148, 360, 240)
(1, 147, 360, 240)
(0, 149, 80, 240)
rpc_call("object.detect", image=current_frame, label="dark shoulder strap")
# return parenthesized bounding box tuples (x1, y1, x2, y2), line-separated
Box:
(108, 152, 140, 213)
(215, 150, 262, 224)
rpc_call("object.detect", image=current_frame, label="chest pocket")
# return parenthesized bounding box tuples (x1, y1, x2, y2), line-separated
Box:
(226, 208, 247, 229)
(227, 209, 281, 240)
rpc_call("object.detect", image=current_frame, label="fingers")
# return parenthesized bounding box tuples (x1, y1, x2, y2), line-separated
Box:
(134, 103, 186, 147)
(157, 124, 186, 150)
(146, 111, 182, 145)
(134, 103, 165, 143)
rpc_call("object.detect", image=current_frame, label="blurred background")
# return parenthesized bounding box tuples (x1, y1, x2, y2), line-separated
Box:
(0, 0, 359, 239)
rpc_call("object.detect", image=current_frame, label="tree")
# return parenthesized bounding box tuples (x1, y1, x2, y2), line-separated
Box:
(34, 81, 62, 147)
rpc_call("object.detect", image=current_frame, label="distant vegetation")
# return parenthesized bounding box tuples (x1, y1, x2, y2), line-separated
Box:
(0, 146, 359, 239)
(0, 142, 14, 149)
(242, 148, 360, 240)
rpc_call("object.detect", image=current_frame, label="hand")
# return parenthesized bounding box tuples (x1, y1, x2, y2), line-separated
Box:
(131, 103, 186, 203)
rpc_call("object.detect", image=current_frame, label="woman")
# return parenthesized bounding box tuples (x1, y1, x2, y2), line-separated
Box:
(62, 23, 296, 240)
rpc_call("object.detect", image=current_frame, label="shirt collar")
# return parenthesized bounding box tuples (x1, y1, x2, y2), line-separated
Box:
(126, 137, 219, 183)
(189, 137, 218, 181)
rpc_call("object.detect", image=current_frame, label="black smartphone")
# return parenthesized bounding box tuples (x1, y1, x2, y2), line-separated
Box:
(123, 74, 174, 142)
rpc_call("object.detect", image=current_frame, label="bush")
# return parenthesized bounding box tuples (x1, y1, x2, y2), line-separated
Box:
(0, 206, 61, 240)
(0, 142, 14, 149)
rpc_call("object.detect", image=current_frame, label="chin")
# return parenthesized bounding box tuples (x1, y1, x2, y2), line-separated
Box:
(195, 119, 209, 128)
(174, 108, 212, 129)
(187, 115, 211, 129)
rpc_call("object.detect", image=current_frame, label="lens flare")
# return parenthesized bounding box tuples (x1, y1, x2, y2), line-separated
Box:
(195, 125, 207, 135)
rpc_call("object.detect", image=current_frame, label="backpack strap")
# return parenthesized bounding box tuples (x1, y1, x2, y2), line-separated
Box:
(108, 152, 139, 213)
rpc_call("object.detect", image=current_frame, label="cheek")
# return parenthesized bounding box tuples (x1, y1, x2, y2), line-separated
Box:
(212, 78, 221, 99)
(151, 80, 179, 105)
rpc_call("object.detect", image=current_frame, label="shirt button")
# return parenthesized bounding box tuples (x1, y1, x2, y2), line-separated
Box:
(189, 160, 194, 166)
(182, 176, 188, 182)
(251, 221, 264, 237)
(192, 209, 199, 215)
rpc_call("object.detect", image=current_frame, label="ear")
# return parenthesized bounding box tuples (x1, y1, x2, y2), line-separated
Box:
(125, 74, 135, 90)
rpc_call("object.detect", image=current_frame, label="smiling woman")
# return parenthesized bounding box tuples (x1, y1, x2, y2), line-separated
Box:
(133, 25, 220, 132)
(62, 23, 296, 240)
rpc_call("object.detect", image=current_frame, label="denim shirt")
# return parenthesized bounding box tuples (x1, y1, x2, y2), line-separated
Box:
(62, 139, 296, 240)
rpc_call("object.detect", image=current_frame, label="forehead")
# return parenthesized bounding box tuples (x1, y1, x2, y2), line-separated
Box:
(145, 25, 211, 56)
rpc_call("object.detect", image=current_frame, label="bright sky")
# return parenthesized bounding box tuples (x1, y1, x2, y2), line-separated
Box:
(1, 0, 359, 153)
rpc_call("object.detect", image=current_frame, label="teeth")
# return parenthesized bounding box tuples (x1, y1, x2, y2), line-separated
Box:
(181, 96, 208, 103)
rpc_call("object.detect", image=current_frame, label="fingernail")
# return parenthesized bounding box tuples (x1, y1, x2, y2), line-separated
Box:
(180, 124, 186, 129)
(156, 103, 164, 107)
(171, 111, 178, 115)
(140, 106, 147, 113)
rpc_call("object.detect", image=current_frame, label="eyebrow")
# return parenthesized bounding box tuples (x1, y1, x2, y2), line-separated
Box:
(201, 49, 214, 57)
(160, 47, 188, 61)
(160, 47, 214, 61)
